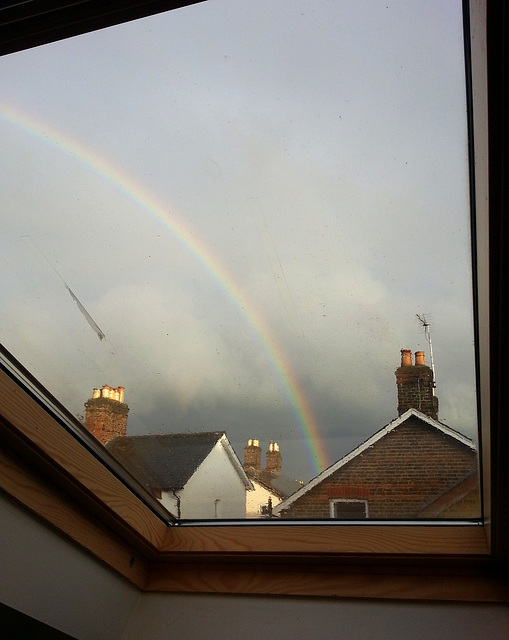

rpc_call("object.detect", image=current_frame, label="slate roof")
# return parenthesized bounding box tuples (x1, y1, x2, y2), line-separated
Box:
(247, 470, 302, 500)
(106, 431, 239, 491)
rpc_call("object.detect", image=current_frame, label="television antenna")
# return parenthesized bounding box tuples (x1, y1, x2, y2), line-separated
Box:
(416, 314, 436, 393)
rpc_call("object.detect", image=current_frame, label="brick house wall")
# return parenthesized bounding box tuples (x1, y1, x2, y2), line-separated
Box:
(279, 416, 478, 519)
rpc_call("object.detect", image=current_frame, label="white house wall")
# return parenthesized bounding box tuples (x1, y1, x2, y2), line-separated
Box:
(172, 440, 247, 519)
(159, 490, 179, 518)
(246, 480, 282, 518)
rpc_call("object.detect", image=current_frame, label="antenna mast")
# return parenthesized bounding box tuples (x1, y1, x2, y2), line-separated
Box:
(416, 314, 436, 393)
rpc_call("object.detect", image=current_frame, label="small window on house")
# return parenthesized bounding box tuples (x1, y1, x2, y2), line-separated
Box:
(0, 0, 482, 522)
(331, 499, 368, 520)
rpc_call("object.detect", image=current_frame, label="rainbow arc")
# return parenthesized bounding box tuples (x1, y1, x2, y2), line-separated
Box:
(1, 102, 329, 475)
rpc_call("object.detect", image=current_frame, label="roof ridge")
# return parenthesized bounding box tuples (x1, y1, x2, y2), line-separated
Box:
(113, 430, 226, 440)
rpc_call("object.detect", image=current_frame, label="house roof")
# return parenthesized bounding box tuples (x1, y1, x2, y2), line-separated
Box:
(247, 470, 302, 500)
(273, 408, 477, 514)
(107, 431, 252, 491)
(416, 471, 479, 517)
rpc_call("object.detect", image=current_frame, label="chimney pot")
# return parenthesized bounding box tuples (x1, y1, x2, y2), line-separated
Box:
(415, 351, 425, 366)
(401, 349, 412, 366)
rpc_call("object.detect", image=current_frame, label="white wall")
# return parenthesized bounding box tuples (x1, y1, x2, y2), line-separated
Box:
(246, 478, 281, 517)
(177, 439, 247, 518)
(0, 494, 140, 640)
(124, 593, 509, 640)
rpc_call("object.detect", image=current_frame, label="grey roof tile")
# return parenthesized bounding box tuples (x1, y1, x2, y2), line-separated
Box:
(106, 431, 225, 490)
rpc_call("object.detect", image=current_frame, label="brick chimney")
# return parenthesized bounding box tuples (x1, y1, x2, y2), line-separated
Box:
(395, 350, 438, 419)
(84, 385, 129, 445)
(244, 439, 261, 473)
(265, 441, 282, 476)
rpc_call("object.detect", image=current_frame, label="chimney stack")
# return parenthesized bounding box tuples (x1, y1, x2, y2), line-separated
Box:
(265, 441, 282, 476)
(244, 438, 261, 473)
(84, 385, 129, 445)
(395, 350, 438, 419)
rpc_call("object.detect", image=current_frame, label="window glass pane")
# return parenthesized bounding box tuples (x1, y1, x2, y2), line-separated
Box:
(332, 501, 368, 520)
(0, 0, 480, 520)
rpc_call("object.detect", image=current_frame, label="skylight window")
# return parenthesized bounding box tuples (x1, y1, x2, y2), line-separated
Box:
(0, 0, 481, 521)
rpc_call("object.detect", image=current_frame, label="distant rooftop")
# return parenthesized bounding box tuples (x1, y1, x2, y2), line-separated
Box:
(247, 469, 302, 500)
(107, 431, 226, 490)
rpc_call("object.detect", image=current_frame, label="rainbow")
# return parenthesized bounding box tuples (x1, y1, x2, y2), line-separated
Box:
(1, 102, 329, 475)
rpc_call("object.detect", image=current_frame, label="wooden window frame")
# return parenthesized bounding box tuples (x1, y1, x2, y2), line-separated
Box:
(1, 0, 508, 602)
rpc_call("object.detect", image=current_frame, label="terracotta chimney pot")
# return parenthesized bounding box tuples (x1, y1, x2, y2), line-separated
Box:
(401, 349, 412, 366)
(415, 351, 426, 366)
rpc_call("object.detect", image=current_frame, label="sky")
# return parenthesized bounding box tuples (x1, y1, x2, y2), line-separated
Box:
(0, 0, 477, 482)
